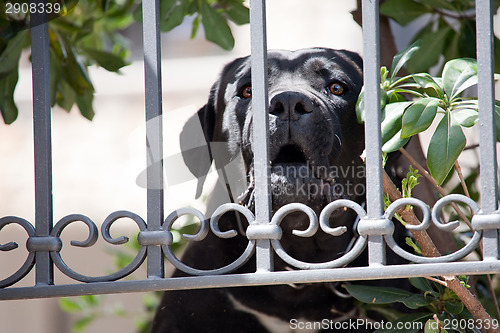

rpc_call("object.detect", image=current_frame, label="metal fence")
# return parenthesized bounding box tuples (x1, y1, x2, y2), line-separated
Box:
(0, 0, 499, 301)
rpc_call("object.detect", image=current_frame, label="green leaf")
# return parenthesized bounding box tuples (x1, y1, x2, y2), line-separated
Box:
(495, 101, 500, 141)
(57, 80, 78, 112)
(381, 101, 412, 144)
(383, 129, 410, 153)
(224, 0, 249, 25)
(444, 301, 464, 315)
(191, 14, 200, 39)
(380, 0, 430, 26)
(411, 73, 445, 99)
(356, 88, 366, 123)
(76, 90, 95, 121)
(406, 23, 453, 73)
(83, 48, 129, 72)
(0, 30, 28, 78)
(0, 67, 19, 124)
(355, 86, 387, 124)
(409, 277, 435, 293)
(60, 41, 94, 95)
(459, 19, 476, 59)
(201, 2, 234, 50)
(442, 58, 477, 100)
(74, 316, 95, 333)
(427, 113, 466, 185)
(159, 0, 189, 32)
(452, 108, 478, 128)
(407, 24, 452, 73)
(59, 297, 84, 313)
(390, 40, 421, 82)
(418, 0, 457, 11)
(401, 97, 439, 138)
(343, 284, 430, 309)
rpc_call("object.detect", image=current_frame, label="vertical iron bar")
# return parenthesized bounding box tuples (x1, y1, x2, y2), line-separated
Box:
(476, 0, 499, 260)
(143, 0, 164, 278)
(250, 0, 273, 272)
(362, 0, 385, 266)
(31, 0, 54, 285)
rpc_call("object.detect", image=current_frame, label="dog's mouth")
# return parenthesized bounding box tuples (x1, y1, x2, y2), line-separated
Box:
(238, 142, 344, 212)
(271, 144, 307, 165)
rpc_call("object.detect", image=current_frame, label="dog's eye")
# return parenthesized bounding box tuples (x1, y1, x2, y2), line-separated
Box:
(328, 82, 345, 96)
(241, 86, 252, 99)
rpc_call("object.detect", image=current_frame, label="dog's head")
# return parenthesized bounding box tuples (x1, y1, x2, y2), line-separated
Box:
(182, 48, 365, 214)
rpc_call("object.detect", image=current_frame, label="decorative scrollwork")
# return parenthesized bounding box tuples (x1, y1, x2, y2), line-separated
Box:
(50, 212, 147, 283)
(0, 216, 36, 288)
(383, 194, 482, 263)
(162, 204, 255, 276)
(270, 201, 367, 270)
(0, 192, 497, 289)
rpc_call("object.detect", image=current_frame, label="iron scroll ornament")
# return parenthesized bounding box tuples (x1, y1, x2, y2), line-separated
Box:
(0, 193, 498, 288)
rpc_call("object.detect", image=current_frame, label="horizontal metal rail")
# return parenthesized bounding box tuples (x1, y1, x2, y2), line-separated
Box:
(2, 261, 500, 301)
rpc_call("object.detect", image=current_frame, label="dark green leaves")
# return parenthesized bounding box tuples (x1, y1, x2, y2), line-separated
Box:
(201, 1, 234, 50)
(0, 67, 20, 124)
(159, 0, 189, 32)
(343, 284, 430, 309)
(1, 0, 249, 124)
(83, 49, 129, 72)
(381, 0, 499, 74)
(380, 0, 430, 26)
(0, 29, 28, 124)
(134, 0, 249, 51)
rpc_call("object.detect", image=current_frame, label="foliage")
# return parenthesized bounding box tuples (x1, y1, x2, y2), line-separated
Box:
(356, 41, 499, 185)
(380, 0, 500, 74)
(344, 276, 474, 333)
(353, 36, 500, 329)
(0, 0, 249, 124)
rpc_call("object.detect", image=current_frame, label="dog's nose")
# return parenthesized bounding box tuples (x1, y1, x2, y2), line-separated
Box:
(269, 91, 314, 121)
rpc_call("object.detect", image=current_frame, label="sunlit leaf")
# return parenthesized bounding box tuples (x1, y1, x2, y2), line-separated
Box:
(401, 97, 439, 138)
(442, 58, 477, 99)
(390, 40, 421, 82)
(452, 108, 478, 128)
(427, 113, 466, 185)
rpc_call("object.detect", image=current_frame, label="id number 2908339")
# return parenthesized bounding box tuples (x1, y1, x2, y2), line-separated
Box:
(5, 1, 62, 16)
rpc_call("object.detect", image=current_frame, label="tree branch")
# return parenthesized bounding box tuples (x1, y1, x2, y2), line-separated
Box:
(383, 170, 498, 333)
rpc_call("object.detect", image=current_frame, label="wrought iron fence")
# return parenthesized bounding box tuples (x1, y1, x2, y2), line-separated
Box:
(0, 0, 499, 302)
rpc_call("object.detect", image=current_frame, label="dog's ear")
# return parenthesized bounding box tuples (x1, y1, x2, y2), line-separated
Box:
(179, 85, 217, 198)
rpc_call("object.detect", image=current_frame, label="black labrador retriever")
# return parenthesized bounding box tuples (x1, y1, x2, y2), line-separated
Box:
(152, 48, 406, 332)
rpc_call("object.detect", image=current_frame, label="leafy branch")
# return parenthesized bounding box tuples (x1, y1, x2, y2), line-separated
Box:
(354, 41, 500, 332)
(357, 40, 500, 185)
(0, 0, 249, 124)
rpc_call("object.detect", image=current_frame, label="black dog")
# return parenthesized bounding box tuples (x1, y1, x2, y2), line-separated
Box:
(152, 48, 403, 332)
